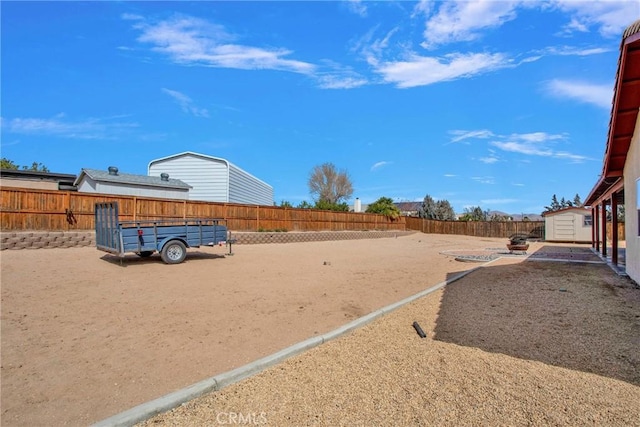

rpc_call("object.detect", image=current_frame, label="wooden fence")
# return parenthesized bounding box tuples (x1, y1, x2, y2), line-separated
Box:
(6, 187, 628, 241)
(405, 216, 545, 239)
(0, 187, 405, 232)
(606, 222, 626, 241)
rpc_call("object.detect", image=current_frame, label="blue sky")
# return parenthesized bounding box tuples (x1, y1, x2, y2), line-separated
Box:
(2, 1, 638, 214)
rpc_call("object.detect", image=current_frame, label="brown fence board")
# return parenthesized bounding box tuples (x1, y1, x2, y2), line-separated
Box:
(405, 217, 545, 239)
(3, 188, 623, 240)
(0, 188, 404, 232)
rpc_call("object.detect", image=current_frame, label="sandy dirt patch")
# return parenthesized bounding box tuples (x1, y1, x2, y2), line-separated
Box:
(2, 233, 519, 426)
(141, 254, 640, 427)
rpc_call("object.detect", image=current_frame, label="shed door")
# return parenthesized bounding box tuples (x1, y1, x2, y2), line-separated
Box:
(554, 216, 575, 241)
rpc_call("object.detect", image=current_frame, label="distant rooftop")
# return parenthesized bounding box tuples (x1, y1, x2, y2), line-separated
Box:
(74, 167, 191, 190)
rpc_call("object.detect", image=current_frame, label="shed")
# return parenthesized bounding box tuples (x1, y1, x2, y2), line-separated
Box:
(148, 152, 274, 205)
(74, 167, 191, 200)
(543, 207, 592, 243)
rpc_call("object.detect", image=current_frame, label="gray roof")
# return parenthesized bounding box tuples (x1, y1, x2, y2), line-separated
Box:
(75, 168, 191, 190)
(0, 168, 77, 182)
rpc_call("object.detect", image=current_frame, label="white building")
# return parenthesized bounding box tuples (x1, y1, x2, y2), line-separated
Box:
(148, 152, 273, 205)
(543, 207, 592, 243)
(74, 167, 191, 200)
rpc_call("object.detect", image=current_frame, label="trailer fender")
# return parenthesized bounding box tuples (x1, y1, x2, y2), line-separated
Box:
(157, 237, 189, 252)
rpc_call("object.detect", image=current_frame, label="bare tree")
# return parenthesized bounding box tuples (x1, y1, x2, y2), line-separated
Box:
(308, 163, 353, 205)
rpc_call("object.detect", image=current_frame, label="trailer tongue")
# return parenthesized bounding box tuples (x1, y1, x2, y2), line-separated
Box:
(94, 202, 230, 264)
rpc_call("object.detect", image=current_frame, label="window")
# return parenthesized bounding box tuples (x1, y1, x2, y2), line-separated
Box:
(583, 214, 593, 226)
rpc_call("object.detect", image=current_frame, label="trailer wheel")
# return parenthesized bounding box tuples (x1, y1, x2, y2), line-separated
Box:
(161, 240, 187, 264)
(137, 251, 154, 258)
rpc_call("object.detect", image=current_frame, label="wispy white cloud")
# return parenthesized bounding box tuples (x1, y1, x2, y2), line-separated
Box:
(1, 114, 138, 139)
(418, 0, 521, 49)
(315, 62, 369, 89)
(510, 132, 566, 143)
(551, 0, 638, 37)
(490, 131, 590, 163)
(345, 0, 367, 18)
(449, 129, 495, 144)
(414, 0, 633, 50)
(479, 155, 499, 164)
(128, 14, 316, 74)
(472, 176, 495, 185)
(537, 45, 612, 56)
(316, 75, 368, 89)
(543, 79, 612, 109)
(492, 140, 552, 156)
(444, 174, 457, 177)
(371, 161, 391, 171)
(451, 129, 590, 163)
(375, 52, 510, 88)
(161, 88, 209, 117)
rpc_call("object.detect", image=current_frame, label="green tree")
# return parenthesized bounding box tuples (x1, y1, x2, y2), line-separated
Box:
(544, 194, 561, 212)
(314, 199, 349, 212)
(435, 200, 456, 220)
(297, 201, 313, 209)
(365, 196, 401, 219)
(459, 206, 488, 221)
(489, 212, 511, 221)
(279, 200, 293, 208)
(308, 162, 353, 205)
(418, 194, 437, 219)
(573, 193, 582, 207)
(1, 158, 49, 172)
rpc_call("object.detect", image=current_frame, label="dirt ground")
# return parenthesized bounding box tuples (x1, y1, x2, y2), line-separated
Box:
(1, 234, 638, 426)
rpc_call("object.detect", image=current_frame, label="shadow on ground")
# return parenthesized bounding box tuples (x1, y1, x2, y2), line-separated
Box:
(435, 256, 640, 386)
(99, 251, 227, 267)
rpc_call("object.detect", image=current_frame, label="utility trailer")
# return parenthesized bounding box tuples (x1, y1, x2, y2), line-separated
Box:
(94, 202, 230, 264)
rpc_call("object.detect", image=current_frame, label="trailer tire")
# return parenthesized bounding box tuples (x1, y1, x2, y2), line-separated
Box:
(161, 240, 187, 264)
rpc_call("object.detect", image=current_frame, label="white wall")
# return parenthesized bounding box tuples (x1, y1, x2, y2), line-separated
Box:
(77, 178, 188, 200)
(149, 153, 229, 202)
(149, 152, 274, 205)
(544, 209, 592, 242)
(624, 111, 640, 284)
(228, 163, 274, 205)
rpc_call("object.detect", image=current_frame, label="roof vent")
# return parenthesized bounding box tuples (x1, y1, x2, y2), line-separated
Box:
(160, 173, 169, 181)
(107, 166, 119, 176)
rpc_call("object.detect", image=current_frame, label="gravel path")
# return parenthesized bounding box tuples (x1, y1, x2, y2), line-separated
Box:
(140, 257, 640, 427)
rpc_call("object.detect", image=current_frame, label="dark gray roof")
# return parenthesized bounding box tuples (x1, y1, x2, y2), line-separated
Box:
(0, 168, 77, 182)
(75, 168, 191, 190)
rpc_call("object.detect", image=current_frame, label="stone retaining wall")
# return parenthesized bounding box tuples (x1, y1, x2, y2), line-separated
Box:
(0, 230, 416, 250)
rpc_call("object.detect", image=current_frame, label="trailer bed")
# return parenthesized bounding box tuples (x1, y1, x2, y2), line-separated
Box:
(95, 202, 229, 264)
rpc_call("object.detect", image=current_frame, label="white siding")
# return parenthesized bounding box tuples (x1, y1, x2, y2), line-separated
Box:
(544, 209, 592, 242)
(77, 178, 188, 200)
(148, 152, 274, 205)
(149, 154, 229, 202)
(624, 111, 640, 284)
(228, 163, 274, 205)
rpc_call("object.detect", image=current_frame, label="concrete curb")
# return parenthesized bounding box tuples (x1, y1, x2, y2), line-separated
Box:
(91, 262, 489, 427)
